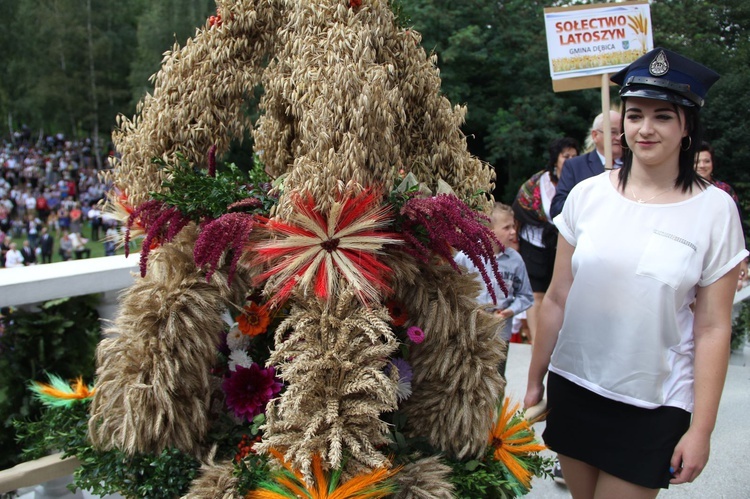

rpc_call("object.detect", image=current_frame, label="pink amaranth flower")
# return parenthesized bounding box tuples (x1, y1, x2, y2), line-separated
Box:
(407, 326, 425, 344)
(222, 363, 282, 422)
(126, 199, 191, 277)
(398, 194, 508, 302)
(207, 144, 217, 177)
(194, 212, 256, 284)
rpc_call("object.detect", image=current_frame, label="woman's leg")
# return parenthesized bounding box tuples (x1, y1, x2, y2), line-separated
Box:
(594, 470, 659, 499)
(557, 454, 599, 499)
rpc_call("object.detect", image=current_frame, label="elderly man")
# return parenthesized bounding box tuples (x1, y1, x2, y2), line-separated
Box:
(550, 110, 623, 218)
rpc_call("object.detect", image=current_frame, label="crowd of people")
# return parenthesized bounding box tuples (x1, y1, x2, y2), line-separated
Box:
(0, 131, 119, 268)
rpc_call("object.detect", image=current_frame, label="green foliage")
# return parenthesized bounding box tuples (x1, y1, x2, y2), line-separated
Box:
(128, 0, 216, 108)
(235, 453, 271, 497)
(381, 408, 551, 498)
(731, 300, 750, 352)
(648, 0, 750, 202)
(448, 447, 554, 499)
(0, 295, 101, 469)
(15, 400, 201, 498)
(151, 153, 276, 220)
(450, 458, 516, 499)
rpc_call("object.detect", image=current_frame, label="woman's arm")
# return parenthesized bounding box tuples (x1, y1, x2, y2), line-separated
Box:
(524, 234, 574, 409)
(670, 263, 740, 484)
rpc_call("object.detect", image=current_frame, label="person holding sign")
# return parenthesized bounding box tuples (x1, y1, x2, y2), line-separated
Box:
(525, 47, 746, 496)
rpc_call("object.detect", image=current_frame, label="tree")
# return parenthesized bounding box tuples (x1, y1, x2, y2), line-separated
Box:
(649, 0, 750, 195)
(1, 0, 141, 140)
(127, 0, 216, 109)
(400, 0, 600, 201)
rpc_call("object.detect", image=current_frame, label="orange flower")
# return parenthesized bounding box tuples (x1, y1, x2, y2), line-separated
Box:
(488, 398, 547, 489)
(236, 302, 271, 337)
(246, 448, 400, 498)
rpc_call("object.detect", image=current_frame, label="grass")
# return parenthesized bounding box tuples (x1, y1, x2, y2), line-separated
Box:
(47, 223, 128, 263)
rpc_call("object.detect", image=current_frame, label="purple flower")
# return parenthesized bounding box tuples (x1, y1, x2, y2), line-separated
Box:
(407, 326, 425, 344)
(387, 357, 413, 401)
(222, 363, 283, 422)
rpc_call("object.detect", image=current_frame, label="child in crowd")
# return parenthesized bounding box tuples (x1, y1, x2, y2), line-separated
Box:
(454, 202, 534, 376)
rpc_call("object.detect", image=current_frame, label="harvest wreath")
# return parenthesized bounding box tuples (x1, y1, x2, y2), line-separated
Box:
(17, 0, 551, 497)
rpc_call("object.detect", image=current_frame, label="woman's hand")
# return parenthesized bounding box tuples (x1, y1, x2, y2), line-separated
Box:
(669, 427, 711, 484)
(523, 381, 545, 410)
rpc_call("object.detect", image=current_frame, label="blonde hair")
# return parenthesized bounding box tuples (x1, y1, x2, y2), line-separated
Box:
(491, 202, 513, 223)
(490, 201, 515, 225)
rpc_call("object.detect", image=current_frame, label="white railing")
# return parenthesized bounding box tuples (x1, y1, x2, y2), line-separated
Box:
(0, 256, 137, 497)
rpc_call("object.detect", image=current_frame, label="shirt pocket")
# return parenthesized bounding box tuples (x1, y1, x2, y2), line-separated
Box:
(636, 230, 696, 290)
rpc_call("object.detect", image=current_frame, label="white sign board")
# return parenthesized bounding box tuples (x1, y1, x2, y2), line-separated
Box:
(544, 1, 653, 82)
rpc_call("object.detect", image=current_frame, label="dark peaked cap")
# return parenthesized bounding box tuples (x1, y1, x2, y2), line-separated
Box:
(611, 47, 720, 108)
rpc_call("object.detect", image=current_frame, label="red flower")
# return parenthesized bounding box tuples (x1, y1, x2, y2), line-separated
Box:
(208, 9, 222, 27)
(234, 434, 262, 462)
(350, 0, 362, 8)
(222, 363, 282, 422)
(387, 299, 408, 326)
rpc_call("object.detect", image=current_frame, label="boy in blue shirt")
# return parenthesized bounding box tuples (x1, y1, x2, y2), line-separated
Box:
(454, 203, 533, 376)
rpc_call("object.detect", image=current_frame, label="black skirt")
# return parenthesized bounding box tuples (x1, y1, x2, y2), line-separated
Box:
(543, 372, 691, 489)
(518, 238, 555, 292)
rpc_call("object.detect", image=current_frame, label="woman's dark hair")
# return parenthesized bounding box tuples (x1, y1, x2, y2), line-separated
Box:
(547, 136, 580, 183)
(618, 100, 708, 192)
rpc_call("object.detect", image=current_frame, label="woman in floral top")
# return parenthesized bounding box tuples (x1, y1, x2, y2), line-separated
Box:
(512, 136, 579, 343)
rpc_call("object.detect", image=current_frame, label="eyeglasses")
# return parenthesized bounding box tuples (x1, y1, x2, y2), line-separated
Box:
(595, 129, 621, 136)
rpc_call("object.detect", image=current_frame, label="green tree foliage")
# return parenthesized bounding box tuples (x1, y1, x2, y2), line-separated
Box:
(128, 0, 217, 109)
(0, 0, 212, 142)
(3, 0, 143, 140)
(646, 0, 750, 223)
(649, 0, 750, 186)
(400, 0, 600, 201)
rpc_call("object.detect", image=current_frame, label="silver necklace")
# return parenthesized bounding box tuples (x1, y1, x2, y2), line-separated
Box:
(629, 184, 675, 204)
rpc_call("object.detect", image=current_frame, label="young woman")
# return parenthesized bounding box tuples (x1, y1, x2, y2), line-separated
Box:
(525, 48, 747, 498)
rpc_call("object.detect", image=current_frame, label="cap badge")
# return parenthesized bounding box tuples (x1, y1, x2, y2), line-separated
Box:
(649, 50, 669, 76)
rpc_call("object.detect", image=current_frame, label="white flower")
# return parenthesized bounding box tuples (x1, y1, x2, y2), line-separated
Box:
(228, 349, 253, 372)
(226, 325, 250, 351)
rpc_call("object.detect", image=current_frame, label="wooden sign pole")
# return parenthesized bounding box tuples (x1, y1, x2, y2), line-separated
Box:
(601, 73, 613, 170)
